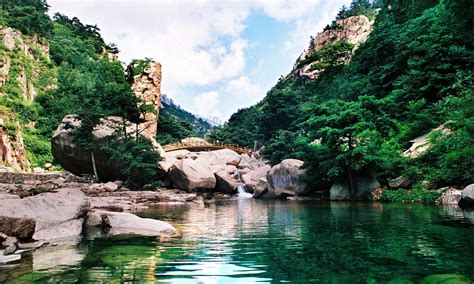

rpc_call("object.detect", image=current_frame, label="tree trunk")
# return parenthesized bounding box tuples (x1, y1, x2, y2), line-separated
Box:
(91, 151, 99, 182)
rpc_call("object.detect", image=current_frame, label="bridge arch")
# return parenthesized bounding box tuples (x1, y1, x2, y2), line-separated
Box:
(162, 141, 252, 155)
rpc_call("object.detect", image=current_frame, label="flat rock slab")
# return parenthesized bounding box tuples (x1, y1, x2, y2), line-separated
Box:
(86, 210, 176, 237)
(0, 188, 88, 240)
(0, 253, 21, 264)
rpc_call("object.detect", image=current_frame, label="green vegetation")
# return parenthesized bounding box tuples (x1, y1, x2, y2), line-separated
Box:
(207, 106, 263, 149)
(298, 41, 355, 69)
(212, 0, 474, 197)
(157, 96, 213, 144)
(1, 0, 161, 188)
(381, 187, 441, 204)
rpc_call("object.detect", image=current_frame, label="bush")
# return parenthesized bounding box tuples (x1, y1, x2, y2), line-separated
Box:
(103, 137, 162, 190)
(380, 187, 441, 204)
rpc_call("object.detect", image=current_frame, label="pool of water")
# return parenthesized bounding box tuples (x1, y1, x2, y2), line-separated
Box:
(1, 200, 473, 283)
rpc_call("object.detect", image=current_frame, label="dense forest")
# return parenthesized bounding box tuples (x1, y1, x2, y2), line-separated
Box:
(157, 94, 213, 144)
(210, 0, 474, 196)
(0, 0, 160, 188)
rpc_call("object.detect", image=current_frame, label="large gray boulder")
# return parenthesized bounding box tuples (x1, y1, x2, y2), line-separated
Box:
(168, 158, 216, 191)
(52, 115, 164, 181)
(86, 210, 176, 236)
(460, 184, 474, 207)
(196, 149, 241, 167)
(242, 165, 271, 192)
(253, 177, 272, 198)
(0, 188, 88, 240)
(214, 170, 238, 193)
(330, 175, 381, 200)
(267, 159, 310, 198)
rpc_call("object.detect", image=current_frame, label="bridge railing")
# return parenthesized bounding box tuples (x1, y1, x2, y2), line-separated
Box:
(162, 141, 252, 154)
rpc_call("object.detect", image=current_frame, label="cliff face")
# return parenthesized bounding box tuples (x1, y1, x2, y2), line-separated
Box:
(0, 118, 29, 171)
(293, 15, 373, 79)
(0, 27, 52, 171)
(126, 60, 162, 137)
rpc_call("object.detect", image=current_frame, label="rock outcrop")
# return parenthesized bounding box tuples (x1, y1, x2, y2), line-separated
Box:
(403, 123, 453, 158)
(242, 165, 271, 193)
(439, 187, 462, 205)
(293, 15, 373, 79)
(0, 119, 30, 171)
(168, 158, 216, 191)
(85, 210, 176, 237)
(165, 149, 247, 192)
(330, 175, 381, 200)
(52, 115, 165, 181)
(0, 188, 88, 240)
(0, 27, 52, 172)
(267, 159, 310, 198)
(126, 60, 162, 136)
(0, 216, 36, 240)
(459, 184, 474, 207)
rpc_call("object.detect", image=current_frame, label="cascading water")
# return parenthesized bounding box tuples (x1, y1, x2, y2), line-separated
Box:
(237, 185, 253, 199)
(234, 169, 253, 199)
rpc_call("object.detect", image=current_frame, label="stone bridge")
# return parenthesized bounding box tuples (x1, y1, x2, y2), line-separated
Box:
(162, 141, 252, 155)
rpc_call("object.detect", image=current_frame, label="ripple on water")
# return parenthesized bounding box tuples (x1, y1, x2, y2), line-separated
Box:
(1, 201, 473, 283)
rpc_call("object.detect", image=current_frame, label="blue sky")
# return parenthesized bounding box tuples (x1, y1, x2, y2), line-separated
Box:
(48, 0, 351, 122)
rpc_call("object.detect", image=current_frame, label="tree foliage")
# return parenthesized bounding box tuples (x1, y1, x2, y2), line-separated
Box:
(221, 0, 474, 191)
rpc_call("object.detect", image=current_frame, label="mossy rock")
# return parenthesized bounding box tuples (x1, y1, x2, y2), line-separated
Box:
(421, 274, 471, 284)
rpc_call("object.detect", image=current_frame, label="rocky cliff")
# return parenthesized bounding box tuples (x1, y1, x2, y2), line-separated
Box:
(0, 27, 53, 171)
(126, 60, 162, 137)
(293, 15, 373, 79)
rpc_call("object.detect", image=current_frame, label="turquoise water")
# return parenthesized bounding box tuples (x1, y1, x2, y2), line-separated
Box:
(1, 200, 473, 283)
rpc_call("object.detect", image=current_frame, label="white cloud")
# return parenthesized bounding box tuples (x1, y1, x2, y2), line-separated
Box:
(225, 76, 262, 99)
(48, 0, 250, 90)
(283, 0, 352, 54)
(193, 91, 221, 118)
(255, 0, 325, 22)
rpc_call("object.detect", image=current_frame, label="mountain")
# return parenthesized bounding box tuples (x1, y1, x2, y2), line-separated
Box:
(209, 0, 474, 194)
(156, 94, 213, 144)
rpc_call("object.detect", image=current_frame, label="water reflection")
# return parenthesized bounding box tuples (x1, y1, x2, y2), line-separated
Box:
(1, 200, 473, 283)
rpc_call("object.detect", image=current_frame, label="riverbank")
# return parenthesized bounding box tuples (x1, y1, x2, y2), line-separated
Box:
(0, 171, 207, 266)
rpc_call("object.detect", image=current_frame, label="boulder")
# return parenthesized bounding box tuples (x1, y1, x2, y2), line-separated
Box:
(388, 176, 412, 189)
(86, 210, 176, 236)
(253, 177, 270, 198)
(239, 158, 266, 170)
(214, 170, 238, 193)
(196, 149, 241, 168)
(168, 158, 216, 191)
(0, 216, 36, 240)
(52, 115, 165, 181)
(267, 159, 310, 198)
(225, 165, 237, 174)
(459, 184, 474, 207)
(0, 188, 88, 240)
(330, 175, 381, 200)
(2, 236, 17, 248)
(242, 165, 271, 192)
(103, 181, 118, 192)
(3, 244, 16, 255)
(439, 188, 462, 205)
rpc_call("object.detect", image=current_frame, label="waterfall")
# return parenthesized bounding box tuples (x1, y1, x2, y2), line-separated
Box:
(237, 185, 253, 199)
